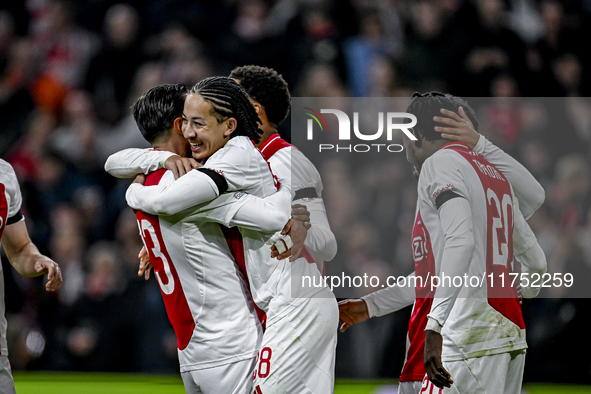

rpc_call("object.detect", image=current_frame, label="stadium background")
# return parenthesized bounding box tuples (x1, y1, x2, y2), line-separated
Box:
(0, 0, 590, 391)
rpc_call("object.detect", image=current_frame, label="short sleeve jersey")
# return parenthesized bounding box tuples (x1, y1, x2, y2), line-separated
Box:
(0, 159, 24, 355)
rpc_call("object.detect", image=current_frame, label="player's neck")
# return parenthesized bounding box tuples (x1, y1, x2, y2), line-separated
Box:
(255, 124, 278, 148)
(152, 134, 188, 157)
(417, 139, 447, 166)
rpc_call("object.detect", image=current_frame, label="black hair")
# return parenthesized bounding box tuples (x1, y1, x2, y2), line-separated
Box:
(407, 91, 478, 142)
(132, 83, 187, 144)
(189, 76, 263, 143)
(229, 65, 291, 127)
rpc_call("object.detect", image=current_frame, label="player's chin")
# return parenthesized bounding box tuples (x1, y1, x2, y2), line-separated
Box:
(191, 151, 208, 161)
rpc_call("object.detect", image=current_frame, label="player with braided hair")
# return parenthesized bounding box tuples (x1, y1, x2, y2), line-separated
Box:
(189, 76, 264, 144)
(106, 76, 338, 393)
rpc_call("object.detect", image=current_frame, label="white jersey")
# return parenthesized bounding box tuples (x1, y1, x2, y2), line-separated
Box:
(135, 164, 292, 372)
(362, 137, 546, 381)
(259, 134, 337, 273)
(472, 135, 544, 219)
(0, 160, 24, 356)
(418, 142, 527, 362)
(201, 137, 330, 319)
(119, 136, 331, 316)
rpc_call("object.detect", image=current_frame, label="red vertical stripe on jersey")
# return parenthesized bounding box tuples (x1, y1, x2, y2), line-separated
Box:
(220, 226, 267, 330)
(137, 169, 196, 350)
(400, 211, 436, 382)
(300, 246, 316, 265)
(444, 144, 525, 329)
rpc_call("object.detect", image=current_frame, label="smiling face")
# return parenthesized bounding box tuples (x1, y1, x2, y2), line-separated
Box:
(181, 94, 236, 160)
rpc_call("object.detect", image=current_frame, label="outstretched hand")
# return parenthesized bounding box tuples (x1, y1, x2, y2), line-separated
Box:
(434, 106, 480, 150)
(338, 299, 370, 332)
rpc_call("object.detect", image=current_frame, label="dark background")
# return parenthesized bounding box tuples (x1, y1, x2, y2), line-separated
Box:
(0, 0, 589, 383)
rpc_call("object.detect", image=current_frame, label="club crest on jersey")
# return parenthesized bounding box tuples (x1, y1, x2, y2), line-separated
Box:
(233, 191, 246, 200)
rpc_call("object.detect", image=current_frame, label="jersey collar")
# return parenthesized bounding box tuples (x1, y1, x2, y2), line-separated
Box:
(258, 134, 291, 161)
(438, 142, 470, 151)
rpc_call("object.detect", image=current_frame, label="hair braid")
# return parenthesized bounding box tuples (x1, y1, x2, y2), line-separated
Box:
(190, 77, 263, 143)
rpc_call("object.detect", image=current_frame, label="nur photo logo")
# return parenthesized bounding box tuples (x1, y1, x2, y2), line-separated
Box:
(303, 107, 417, 153)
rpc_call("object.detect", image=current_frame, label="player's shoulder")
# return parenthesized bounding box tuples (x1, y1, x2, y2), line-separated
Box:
(0, 160, 19, 189)
(207, 136, 258, 167)
(0, 159, 23, 213)
(418, 148, 472, 203)
(421, 148, 463, 178)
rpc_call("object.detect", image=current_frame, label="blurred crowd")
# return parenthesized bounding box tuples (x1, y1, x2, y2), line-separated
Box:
(0, 0, 589, 383)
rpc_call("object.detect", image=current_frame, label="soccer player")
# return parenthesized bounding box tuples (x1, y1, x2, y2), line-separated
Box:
(107, 83, 295, 393)
(108, 77, 338, 393)
(0, 159, 63, 394)
(230, 65, 337, 272)
(338, 93, 546, 394)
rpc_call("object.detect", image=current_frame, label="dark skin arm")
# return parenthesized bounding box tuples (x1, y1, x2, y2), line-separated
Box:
(434, 106, 480, 149)
(337, 299, 370, 332)
(424, 329, 453, 389)
(271, 204, 311, 261)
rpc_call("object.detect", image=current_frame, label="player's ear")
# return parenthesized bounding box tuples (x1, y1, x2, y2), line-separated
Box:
(252, 102, 262, 116)
(224, 118, 237, 138)
(173, 117, 183, 135)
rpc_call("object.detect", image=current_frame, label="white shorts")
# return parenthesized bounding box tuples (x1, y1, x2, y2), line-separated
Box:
(0, 355, 15, 394)
(441, 350, 526, 394)
(253, 296, 338, 394)
(181, 357, 257, 394)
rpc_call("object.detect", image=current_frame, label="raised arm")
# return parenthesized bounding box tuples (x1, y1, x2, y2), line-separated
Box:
(473, 135, 544, 218)
(512, 196, 547, 299)
(435, 107, 545, 218)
